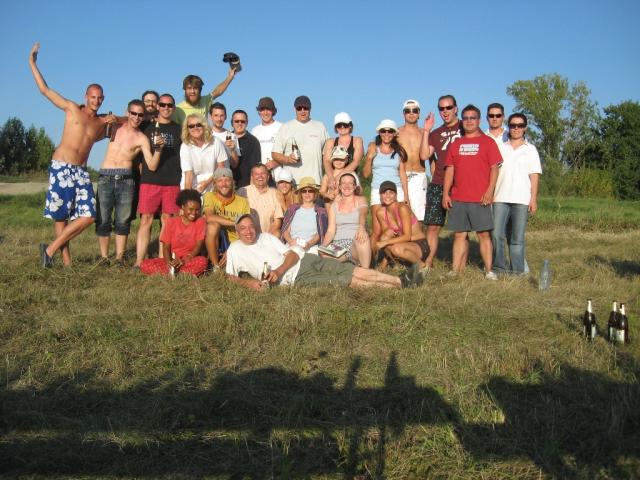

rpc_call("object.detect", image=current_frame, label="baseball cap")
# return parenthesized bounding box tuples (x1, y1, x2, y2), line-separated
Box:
(257, 97, 277, 113)
(379, 181, 397, 194)
(376, 119, 398, 133)
(402, 99, 421, 110)
(274, 168, 293, 183)
(213, 167, 234, 180)
(294, 95, 311, 109)
(334, 112, 352, 125)
(331, 145, 350, 161)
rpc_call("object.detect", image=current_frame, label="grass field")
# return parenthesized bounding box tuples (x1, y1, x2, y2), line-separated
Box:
(1, 193, 639, 479)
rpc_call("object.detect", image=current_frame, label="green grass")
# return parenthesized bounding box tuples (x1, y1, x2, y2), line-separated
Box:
(0, 171, 49, 183)
(1, 193, 639, 478)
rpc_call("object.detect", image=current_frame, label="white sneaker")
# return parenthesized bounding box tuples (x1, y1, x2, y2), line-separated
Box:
(485, 271, 498, 281)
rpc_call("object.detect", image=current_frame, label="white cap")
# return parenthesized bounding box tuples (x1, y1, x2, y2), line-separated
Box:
(402, 99, 420, 110)
(331, 145, 350, 160)
(334, 112, 352, 126)
(274, 167, 293, 183)
(376, 119, 398, 133)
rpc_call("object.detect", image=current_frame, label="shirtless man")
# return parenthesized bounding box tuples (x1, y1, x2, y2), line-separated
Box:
(397, 99, 428, 222)
(29, 42, 117, 267)
(95, 100, 164, 264)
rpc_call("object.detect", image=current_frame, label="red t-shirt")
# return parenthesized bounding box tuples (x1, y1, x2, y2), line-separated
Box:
(445, 134, 502, 202)
(429, 121, 461, 185)
(159, 215, 206, 258)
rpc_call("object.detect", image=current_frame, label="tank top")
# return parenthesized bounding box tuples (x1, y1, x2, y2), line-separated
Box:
(332, 136, 355, 164)
(332, 200, 361, 241)
(371, 148, 401, 191)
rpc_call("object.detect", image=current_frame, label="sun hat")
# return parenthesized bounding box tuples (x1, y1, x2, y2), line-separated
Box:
(295, 176, 320, 192)
(256, 97, 277, 114)
(376, 119, 398, 133)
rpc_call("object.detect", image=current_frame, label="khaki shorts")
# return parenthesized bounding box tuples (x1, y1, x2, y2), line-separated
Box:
(294, 254, 355, 287)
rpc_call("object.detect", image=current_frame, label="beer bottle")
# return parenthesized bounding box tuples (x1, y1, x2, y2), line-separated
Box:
(291, 138, 301, 162)
(169, 252, 176, 278)
(152, 121, 161, 149)
(226, 131, 232, 142)
(260, 262, 270, 288)
(618, 303, 629, 344)
(607, 301, 618, 342)
(582, 299, 597, 341)
(105, 111, 114, 141)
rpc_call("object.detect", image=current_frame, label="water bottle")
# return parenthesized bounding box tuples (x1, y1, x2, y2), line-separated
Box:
(539, 259, 551, 291)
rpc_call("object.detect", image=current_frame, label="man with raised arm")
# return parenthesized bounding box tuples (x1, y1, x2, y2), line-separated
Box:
(173, 69, 236, 127)
(398, 99, 428, 222)
(29, 42, 117, 267)
(95, 100, 164, 265)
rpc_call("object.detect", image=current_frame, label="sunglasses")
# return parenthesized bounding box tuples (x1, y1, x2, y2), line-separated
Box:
(128, 111, 144, 118)
(508, 123, 526, 129)
(295, 106, 310, 111)
(335, 122, 351, 129)
(403, 108, 420, 114)
(488, 113, 503, 119)
(158, 102, 174, 108)
(462, 116, 478, 121)
(233, 119, 247, 124)
(379, 129, 395, 134)
(187, 123, 203, 129)
(300, 188, 316, 194)
(438, 105, 455, 111)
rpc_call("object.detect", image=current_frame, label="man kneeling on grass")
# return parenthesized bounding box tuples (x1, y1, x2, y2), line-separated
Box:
(226, 214, 423, 291)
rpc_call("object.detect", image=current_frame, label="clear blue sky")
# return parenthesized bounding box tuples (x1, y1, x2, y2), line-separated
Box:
(1, 0, 639, 169)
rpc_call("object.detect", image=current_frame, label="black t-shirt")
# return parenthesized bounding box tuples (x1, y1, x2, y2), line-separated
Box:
(233, 132, 262, 188)
(140, 122, 182, 186)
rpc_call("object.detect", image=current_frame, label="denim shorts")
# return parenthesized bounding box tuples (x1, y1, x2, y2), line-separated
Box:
(95, 170, 135, 236)
(44, 160, 96, 220)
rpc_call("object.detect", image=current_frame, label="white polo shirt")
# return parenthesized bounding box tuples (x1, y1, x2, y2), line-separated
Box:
(494, 140, 542, 205)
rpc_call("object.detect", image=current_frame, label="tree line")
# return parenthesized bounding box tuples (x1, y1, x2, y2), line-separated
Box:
(0, 118, 55, 176)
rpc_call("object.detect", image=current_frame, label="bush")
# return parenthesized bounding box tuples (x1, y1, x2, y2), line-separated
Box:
(559, 168, 615, 199)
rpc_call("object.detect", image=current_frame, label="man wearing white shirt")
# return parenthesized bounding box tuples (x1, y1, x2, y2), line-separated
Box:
(271, 95, 329, 184)
(209, 102, 240, 169)
(250, 97, 282, 172)
(485, 103, 509, 145)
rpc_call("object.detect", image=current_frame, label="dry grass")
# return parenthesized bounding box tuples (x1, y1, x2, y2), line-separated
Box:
(0, 194, 639, 478)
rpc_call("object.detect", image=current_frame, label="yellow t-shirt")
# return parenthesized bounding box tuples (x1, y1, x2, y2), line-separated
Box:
(202, 192, 249, 241)
(172, 94, 213, 128)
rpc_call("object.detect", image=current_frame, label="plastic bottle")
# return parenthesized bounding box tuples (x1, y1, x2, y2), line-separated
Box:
(539, 259, 551, 291)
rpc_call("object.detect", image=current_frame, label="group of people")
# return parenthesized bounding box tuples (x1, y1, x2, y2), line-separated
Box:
(29, 42, 541, 290)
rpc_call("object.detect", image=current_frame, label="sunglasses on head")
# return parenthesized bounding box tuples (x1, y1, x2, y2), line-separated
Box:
(438, 105, 455, 111)
(403, 108, 420, 114)
(128, 111, 144, 118)
(158, 102, 174, 108)
(488, 113, 503, 119)
(508, 123, 526, 129)
(187, 123, 203, 129)
(295, 106, 310, 111)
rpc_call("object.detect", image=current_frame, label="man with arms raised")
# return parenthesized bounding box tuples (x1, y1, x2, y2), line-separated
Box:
(442, 105, 502, 279)
(202, 168, 250, 269)
(419, 94, 462, 269)
(29, 42, 117, 267)
(227, 214, 422, 291)
(173, 69, 236, 127)
(271, 95, 328, 184)
(95, 100, 163, 265)
(398, 99, 428, 222)
(251, 97, 282, 174)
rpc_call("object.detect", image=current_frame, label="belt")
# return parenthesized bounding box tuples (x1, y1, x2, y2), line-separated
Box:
(100, 174, 134, 180)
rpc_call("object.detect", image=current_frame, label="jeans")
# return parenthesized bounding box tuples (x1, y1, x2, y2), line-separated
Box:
(492, 203, 529, 273)
(96, 175, 134, 236)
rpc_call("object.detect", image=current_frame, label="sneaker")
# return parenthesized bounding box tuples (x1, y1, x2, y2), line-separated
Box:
(40, 243, 53, 268)
(485, 271, 498, 281)
(446, 270, 458, 278)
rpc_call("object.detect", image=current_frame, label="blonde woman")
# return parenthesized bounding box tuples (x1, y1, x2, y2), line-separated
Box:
(180, 114, 228, 193)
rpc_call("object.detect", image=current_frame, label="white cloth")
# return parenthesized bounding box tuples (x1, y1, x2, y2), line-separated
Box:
(226, 233, 304, 286)
(494, 140, 542, 205)
(272, 119, 329, 184)
(406, 171, 428, 221)
(179, 138, 229, 191)
(485, 128, 509, 144)
(251, 121, 282, 164)
(212, 129, 241, 158)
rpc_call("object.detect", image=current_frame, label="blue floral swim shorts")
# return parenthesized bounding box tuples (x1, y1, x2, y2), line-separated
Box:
(44, 160, 96, 220)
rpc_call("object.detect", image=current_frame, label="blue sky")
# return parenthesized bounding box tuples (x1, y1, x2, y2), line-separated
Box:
(1, 0, 639, 169)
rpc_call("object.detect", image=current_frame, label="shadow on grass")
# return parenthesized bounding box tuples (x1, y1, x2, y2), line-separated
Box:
(587, 255, 640, 278)
(1, 356, 638, 478)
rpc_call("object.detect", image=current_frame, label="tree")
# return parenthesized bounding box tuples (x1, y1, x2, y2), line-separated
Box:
(591, 101, 640, 199)
(0, 117, 27, 175)
(506, 74, 601, 193)
(34, 127, 55, 171)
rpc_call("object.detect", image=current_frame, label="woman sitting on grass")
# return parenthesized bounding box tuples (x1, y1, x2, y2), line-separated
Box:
(322, 172, 371, 268)
(140, 189, 208, 276)
(281, 177, 328, 254)
(274, 168, 296, 212)
(374, 181, 429, 272)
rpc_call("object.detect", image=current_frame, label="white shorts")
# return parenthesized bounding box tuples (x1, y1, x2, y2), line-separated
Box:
(406, 171, 428, 221)
(370, 184, 405, 206)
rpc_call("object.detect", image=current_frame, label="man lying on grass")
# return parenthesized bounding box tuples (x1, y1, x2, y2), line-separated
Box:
(226, 214, 423, 291)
